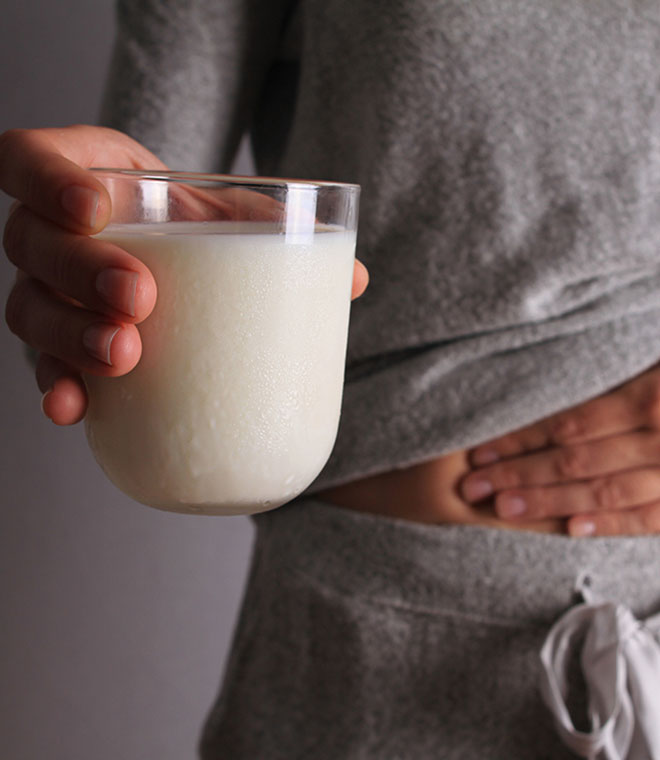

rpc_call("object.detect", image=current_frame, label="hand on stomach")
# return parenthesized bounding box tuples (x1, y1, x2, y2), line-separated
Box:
(319, 363, 660, 538)
(317, 449, 565, 534)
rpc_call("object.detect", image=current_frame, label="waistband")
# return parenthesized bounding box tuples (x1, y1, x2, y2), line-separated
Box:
(254, 498, 660, 626)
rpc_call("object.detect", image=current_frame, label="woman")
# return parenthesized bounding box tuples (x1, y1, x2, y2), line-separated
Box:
(4, 0, 660, 757)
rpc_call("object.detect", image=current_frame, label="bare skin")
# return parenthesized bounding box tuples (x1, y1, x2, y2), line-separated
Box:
(3, 125, 660, 538)
(320, 365, 660, 538)
(0, 126, 368, 425)
(318, 449, 566, 533)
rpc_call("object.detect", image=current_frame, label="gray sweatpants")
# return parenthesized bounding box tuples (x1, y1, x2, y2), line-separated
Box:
(198, 499, 660, 759)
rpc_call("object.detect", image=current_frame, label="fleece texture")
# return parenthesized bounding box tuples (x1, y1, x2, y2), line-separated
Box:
(102, 0, 660, 489)
(197, 498, 660, 759)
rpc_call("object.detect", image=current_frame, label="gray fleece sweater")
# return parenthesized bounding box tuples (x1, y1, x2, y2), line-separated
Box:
(102, 0, 660, 490)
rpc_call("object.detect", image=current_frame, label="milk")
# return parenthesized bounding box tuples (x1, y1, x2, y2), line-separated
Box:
(85, 222, 356, 515)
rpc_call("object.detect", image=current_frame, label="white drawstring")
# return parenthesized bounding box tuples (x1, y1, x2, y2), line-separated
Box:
(539, 577, 660, 759)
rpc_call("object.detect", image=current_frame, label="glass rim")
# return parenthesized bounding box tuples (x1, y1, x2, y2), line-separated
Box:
(89, 168, 361, 193)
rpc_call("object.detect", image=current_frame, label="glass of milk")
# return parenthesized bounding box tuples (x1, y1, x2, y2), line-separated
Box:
(84, 169, 359, 515)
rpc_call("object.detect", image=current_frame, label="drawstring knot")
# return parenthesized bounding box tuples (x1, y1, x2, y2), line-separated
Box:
(540, 579, 660, 760)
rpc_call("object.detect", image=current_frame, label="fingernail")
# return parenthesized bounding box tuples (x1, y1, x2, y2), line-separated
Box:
(40, 389, 53, 420)
(61, 185, 99, 228)
(471, 448, 500, 465)
(83, 323, 121, 365)
(498, 495, 527, 518)
(570, 520, 596, 538)
(463, 478, 493, 501)
(96, 268, 139, 316)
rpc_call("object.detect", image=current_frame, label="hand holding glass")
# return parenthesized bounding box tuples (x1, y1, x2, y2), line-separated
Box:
(84, 170, 359, 515)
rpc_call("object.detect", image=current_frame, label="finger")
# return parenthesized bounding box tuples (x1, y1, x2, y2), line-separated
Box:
(461, 431, 660, 500)
(352, 259, 369, 300)
(568, 501, 660, 538)
(493, 468, 660, 521)
(0, 128, 111, 233)
(36, 354, 87, 425)
(470, 366, 660, 464)
(180, 185, 285, 222)
(469, 424, 559, 466)
(6, 276, 141, 375)
(4, 204, 156, 320)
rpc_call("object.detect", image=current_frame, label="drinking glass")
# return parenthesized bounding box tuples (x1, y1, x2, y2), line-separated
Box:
(84, 169, 359, 515)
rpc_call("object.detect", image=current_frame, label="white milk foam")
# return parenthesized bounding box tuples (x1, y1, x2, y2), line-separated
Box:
(85, 221, 356, 515)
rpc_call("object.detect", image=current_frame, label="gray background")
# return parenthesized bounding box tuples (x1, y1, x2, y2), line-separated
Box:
(1, 3, 254, 758)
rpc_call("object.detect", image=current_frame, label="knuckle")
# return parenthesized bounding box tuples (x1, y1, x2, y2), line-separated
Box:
(2, 203, 28, 265)
(0, 128, 26, 171)
(492, 464, 521, 489)
(505, 468, 523, 489)
(5, 278, 71, 360)
(592, 477, 623, 511)
(549, 411, 583, 444)
(4, 277, 30, 337)
(23, 154, 42, 213)
(0, 127, 27, 146)
(52, 233, 86, 291)
(554, 446, 588, 480)
(0, 129, 42, 202)
(40, 308, 70, 358)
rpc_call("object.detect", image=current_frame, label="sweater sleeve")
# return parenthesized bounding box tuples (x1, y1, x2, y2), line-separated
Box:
(99, 0, 296, 172)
